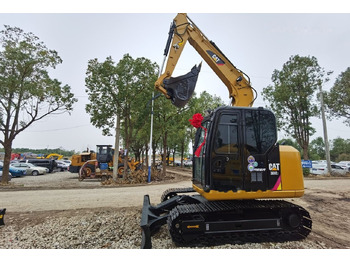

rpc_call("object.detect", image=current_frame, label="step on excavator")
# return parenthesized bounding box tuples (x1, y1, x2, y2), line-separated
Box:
(140, 13, 312, 248)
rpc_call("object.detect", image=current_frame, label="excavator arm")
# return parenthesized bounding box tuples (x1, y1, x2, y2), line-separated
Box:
(156, 13, 256, 108)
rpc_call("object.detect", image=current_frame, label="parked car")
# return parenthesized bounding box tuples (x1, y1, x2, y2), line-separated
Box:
(184, 160, 193, 167)
(310, 163, 348, 176)
(56, 160, 69, 171)
(331, 164, 348, 176)
(0, 171, 12, 181)
(174, 160, 181, 166)
(20, 159, 57, 173)
(0, 164, 26, 177)
(337, 161, 350, 172)
(61, 160, 72, 165)
(10, 162, 48, 176)
(310, 163, 328, 175)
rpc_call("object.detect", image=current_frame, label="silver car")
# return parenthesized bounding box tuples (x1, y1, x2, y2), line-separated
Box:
(10, 162, 48, 176)
(0, 171, 12, 181)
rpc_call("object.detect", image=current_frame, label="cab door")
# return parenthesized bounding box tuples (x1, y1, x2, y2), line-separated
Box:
(210, 111, 243, 192)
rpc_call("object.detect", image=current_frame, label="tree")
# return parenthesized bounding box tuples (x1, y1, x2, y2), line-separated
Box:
(153, 93, 181, 176)
(186, 91, 225, 146)
(0, 25, 77, 184)
(324, 67, 350, 126)
(309, 137, 325, 160)
(330, 137, 350, 162)
(262, 55, 332, 160)
(85, 54, 158, 177)
(278, 138, 301, 152)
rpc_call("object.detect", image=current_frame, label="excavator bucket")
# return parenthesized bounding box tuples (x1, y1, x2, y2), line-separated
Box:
(0, 208, 5, 226)
(163, 63, 201, 108)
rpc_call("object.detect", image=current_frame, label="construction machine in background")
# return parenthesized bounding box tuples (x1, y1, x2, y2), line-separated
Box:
(37, 153, 64, 160)
(140, 13, 312, 248)
(69, 145, 141, 180)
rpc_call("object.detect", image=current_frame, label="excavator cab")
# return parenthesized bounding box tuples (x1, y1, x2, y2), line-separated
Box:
(141, 106, 311, 249)
(193, 106, 281, 195)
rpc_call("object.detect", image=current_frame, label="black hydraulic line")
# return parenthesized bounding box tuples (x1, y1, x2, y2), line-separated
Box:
(163, 22, 176, 56)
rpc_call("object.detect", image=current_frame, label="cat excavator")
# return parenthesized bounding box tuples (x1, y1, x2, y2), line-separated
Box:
(140, 13, 312, 248)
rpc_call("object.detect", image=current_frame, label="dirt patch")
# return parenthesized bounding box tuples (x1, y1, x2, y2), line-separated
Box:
(299, 189, 350, 248)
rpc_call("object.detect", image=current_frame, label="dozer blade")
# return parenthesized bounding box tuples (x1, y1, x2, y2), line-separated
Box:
(0, 208, 6, 226)
(163, 63, 201, 108)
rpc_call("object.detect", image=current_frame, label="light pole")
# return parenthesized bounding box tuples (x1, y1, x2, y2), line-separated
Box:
(319, 85, 332, 174)
(148, 22, 175, 183)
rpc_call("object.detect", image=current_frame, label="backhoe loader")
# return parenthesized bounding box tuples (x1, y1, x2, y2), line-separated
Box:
(140, 13, 312, 248)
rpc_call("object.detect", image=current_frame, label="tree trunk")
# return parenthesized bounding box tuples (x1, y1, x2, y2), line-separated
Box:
(1, 139, 13, 184)
(180, 142, 185, 168)
(162, 132, 167, 177)
(172, 149, 176, 167)
(303, 145, 309, 160)
(152, 142, 157, 168)
(113, 115, 121, 181)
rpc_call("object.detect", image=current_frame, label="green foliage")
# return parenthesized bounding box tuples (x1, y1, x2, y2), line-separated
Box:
(330, 137, 350, 162)
(0, 147, 76, 157)
(281, 136, 350, 162)
(85, 56, 119, 136)
(262, 55, 331, 159)
(0, 25, 77, 142)
(0, 25, 77, 183)
(278, 138, 302, 151)
(85, 54, 158, 163)
(309, 137, 325, 160)
(324, 67, 350, 126)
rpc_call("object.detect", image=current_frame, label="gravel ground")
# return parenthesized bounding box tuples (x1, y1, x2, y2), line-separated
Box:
(1, 168, 349, 249)
(1, 207, 328, 249)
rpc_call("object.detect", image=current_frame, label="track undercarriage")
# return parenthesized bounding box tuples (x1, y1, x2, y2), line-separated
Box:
(140, 188, 312, 249)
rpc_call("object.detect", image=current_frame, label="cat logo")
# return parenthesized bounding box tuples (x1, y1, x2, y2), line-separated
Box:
(269, 163, 280, 171)
(206, 50, 225, 65)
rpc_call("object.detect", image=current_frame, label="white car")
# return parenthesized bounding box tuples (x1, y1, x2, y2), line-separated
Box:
(310, 163, 328, 175)
(331, 164, 348, 176)
(56, 160, 70, 171)
(184, 160, 193, 167)
(10, 162, 48, 176)
(310, 163, 348, 176)
(61, 160, 72, 165)
(337, 161, 350, 171)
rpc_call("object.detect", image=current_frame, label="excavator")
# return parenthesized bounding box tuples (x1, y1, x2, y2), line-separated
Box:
(140, 13, 312, 248)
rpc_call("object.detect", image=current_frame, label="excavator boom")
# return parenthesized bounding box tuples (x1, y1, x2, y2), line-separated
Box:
(156, 13, 255, 107)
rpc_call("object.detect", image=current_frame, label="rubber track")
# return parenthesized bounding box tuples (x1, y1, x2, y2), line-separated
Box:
(167, 199, 312, 247)
(160, 187, 196, 202)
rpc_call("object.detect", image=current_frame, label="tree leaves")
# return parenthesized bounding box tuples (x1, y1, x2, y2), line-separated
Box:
(0, 25, 77, 183)
(0, 25, 77, 143)
(262, 55, 331, 159)
(324, 67, 350, 126)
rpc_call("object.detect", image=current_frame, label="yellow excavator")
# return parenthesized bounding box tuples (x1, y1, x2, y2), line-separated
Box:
(140, 13, 312, 248)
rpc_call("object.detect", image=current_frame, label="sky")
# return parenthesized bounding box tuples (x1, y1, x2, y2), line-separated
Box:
(1, 1, 350, 152)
